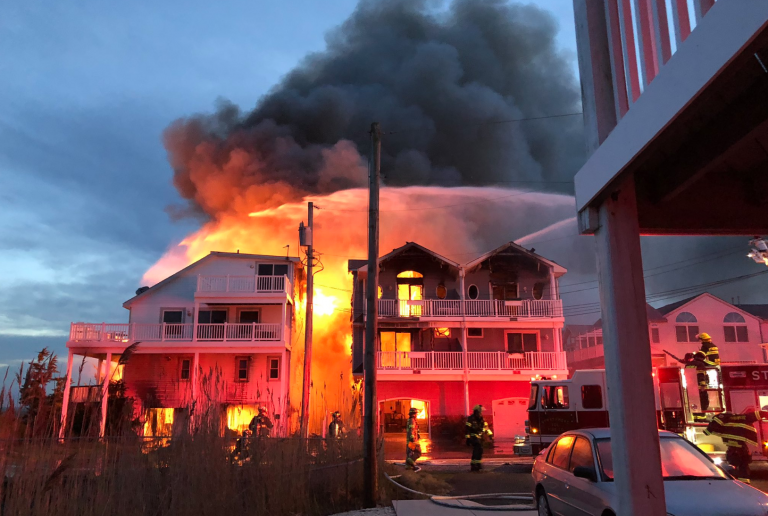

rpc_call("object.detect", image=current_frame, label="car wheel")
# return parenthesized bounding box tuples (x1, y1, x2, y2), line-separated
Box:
(537, 492, 552, 516)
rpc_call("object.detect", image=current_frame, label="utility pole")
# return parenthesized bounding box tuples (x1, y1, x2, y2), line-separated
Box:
(300, 202, 314, 439)
(363, 122, 381, 508)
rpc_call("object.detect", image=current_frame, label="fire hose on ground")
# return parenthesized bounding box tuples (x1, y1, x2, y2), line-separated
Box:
(384, 472, 535, 512)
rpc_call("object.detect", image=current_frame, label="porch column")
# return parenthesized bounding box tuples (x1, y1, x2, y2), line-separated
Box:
(193, 300, 200, 342)
(280, 348, 289, 435)
(459, 268, 469, 415)
(192, 352, 200, 402)
(99, 352, 113, 439)
(594, 176, 665, 516)
(58, 349, 74, 440)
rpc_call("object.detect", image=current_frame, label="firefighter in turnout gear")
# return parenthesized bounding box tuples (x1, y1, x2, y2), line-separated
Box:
(705, 410, 768, 483)
(685, 351, 711, 413)
(327, 411, 344, 440)
(248, 406, 273, 438)
(697, 332, 720, 367)
(466, 405, 493, 472)
(405, 408, 422, 472)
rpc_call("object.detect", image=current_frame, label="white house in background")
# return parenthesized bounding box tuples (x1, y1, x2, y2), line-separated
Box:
(566, 293, 768, 370)
(61, 251, 301, 438)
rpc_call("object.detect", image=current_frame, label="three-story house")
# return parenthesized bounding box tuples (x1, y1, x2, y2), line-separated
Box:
(348, 242, 567, 440)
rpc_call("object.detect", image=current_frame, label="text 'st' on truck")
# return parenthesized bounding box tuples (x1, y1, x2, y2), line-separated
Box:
(526, 365, 768, 460)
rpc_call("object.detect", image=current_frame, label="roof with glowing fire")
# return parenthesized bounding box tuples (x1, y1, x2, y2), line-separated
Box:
(353, 242, 460, 274)
(464, 241, 566, 276)
(122, 251, 299, 308)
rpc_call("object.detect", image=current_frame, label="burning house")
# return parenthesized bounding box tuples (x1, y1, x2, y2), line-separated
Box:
(349, 241, 568, 440)
(60, 251, 301, 438)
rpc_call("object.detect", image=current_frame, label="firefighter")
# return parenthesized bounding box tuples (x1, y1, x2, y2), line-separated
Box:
(327, 411, 344, 440)
(704, 410, 768, 483)
(685, 351, 711, 413)
(405, 407, 422, 472)
(697, 332, 720, 367)
(248, 406, 273, 438)
(466, 405, 493, 472)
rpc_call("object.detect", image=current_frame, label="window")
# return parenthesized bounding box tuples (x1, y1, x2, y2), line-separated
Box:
(436, 283, 447, 299)
(528, 385, 539, 409)
(674, 312, 699, 342)
(581, 385, 603, 409)
(198, 310, 227, 324)
(723, 312, 749, 342)
(162, 310, 184, 323)
(397, 271, 424, 316)
(274, 264, 289, 277)
(236, 357, 250, 382)
(651, 327, 660, 344)
(180, 358, 191, 381)
(492, 283, 518, 300)
(541, 385, 569, 409)
(548, 435, 575, 469)
(239, 310, 260, 323)
(467, 285, 479, 300)
(569, 437, 594, 473)
(434, 328, 450, 338)
(162, 309, 185, 339)
(506, 332, 538, 353)
(532, 282, 544, 300)
(397, 271, 423, 278)
(467, 328, 483, 338)
(258, 264, 273, 276)
(676, 312, 697, 323)
(268, 357, 280, 381)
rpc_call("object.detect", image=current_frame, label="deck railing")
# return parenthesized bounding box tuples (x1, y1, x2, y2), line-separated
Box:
(374, 299, 563, 318)
(69, 322, 282, 344)
(196, 275, 289, 294)
(376, 351, 567, 371)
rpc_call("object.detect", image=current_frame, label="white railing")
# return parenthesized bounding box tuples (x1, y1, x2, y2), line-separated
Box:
(372, 299, 563, 318)
(196, 275, 288, 294)
(567, 344, 605, 364)
(376, 351, 567, 372)
(69, 322, 281, 343)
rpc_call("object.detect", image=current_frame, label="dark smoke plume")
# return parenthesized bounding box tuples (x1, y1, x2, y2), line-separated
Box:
(164, 0, 584, 218)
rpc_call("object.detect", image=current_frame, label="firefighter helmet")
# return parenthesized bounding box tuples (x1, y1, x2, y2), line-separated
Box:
(331, 411, 341, 418)
(697, 333, 712, 342)
(409, 408, 419, 416)
(694, 351, 706, 360)
(258, 406, 267, 414)
(473, 404, 484, 413)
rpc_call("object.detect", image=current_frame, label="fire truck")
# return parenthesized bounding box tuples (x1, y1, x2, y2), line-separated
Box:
(526, 364, 768, 459)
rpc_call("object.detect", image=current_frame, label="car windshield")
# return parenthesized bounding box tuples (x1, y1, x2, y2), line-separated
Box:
(595, 437, 727, 481)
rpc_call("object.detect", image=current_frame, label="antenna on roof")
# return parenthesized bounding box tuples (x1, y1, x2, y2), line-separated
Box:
(284, 244, 290, 258)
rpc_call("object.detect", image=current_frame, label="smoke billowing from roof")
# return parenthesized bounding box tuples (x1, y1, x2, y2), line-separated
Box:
(163, 0, 583, 220)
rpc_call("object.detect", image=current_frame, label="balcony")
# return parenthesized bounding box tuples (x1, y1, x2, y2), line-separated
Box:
(196, 275, 291, 298)
(376, 351, 567, 373)
(372, 299, 563, 319)
(69, 322, 284, 346)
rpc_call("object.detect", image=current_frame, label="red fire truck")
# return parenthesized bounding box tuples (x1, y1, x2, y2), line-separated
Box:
(526, 365, 768, 459)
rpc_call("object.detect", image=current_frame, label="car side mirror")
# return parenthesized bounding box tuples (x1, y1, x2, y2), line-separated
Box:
(573, 466, 597, 482)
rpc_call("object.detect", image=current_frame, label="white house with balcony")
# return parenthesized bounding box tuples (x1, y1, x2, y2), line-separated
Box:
(348, 241, 567, 440)
(566, 294, 768, 371)
(61, 251, 301, 438)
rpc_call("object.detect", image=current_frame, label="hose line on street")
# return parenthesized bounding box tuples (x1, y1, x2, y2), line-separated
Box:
(384, 472, 536, 511)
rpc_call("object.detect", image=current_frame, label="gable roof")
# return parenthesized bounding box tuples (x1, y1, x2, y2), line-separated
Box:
(123, 251, 300, 308)
(347, 259, 367, 273)
(464, 241, 567, 276)
(654, 292, 762, 322)
(355, 242, 460, 273)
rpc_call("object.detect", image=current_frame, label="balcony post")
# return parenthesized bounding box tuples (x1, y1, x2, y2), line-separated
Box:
(58, 349, 74, 440)
(192, 301, 199, 342)
(223, 322, 228, 342)
(101, 322, 106, 342)
(162, 323, 166, 342)
(99, 352, 112, 439)
(252, 322, 257, 341)
(459, 268, 469, 415)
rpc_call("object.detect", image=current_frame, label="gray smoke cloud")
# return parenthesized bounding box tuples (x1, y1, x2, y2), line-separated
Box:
(163, 0, 583, 219)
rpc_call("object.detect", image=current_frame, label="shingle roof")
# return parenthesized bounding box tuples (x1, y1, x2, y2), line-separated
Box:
(593, 303, 666, 329)
(655, 295, 699, 316)
(737, 304, 768, 320)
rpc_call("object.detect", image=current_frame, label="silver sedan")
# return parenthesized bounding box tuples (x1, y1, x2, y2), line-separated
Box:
(532, 428, 768, 516)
